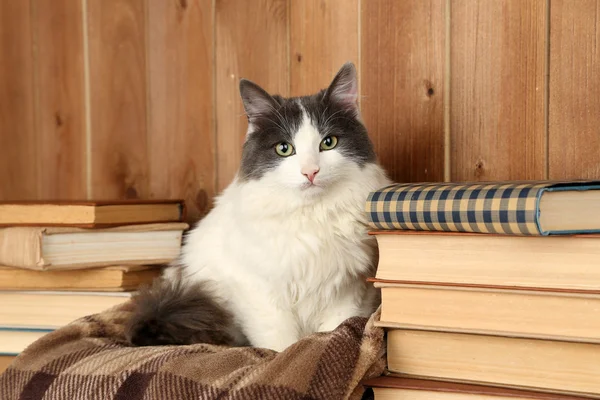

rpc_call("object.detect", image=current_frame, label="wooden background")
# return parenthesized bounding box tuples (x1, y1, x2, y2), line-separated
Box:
(1, 0, 599, 221)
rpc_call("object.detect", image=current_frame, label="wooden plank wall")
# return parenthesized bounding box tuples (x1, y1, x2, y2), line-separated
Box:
(361, 0, 446, 183)
(549, 0, 600, 180)
(450, 0, 547, 181)
(1, 1, 38, 199)
(1, 0, 599, 222)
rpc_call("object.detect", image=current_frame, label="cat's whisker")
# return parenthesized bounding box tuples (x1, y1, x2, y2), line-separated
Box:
(264, 117, 288, 133)
(266, 103, 292, 133)
(319, 105, 330, 125)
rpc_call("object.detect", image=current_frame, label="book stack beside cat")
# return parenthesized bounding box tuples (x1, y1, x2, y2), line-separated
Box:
(0, 200, 188, 372)
(363, 181, 600, 399)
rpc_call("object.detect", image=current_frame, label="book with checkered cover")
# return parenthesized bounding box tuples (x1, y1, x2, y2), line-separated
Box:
(366, 180, 600, 235)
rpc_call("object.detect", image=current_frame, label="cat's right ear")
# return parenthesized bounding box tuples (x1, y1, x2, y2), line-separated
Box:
(239, 79, 277, 132)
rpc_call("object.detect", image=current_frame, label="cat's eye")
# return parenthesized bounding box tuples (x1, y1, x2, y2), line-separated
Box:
(275, 142, 294, 157)
(320, 136, 338, 151)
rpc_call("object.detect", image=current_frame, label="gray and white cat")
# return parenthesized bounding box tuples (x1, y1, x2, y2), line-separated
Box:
(126, 62, 391, 352)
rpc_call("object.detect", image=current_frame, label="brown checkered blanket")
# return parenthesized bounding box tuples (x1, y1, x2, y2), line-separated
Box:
(0, 301, 385, 400)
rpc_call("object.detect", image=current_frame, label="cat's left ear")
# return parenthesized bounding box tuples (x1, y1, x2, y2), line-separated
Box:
(324, 62, 360, 118)
(239, 79, 278, 131)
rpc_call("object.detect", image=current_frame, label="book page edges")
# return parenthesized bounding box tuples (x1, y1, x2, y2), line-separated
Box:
(362, 376, 590, 399)
(0, 228, 46, 269)
(32, 258, 174, 271)
(40, 222, 189, 235)
(0, 225, 186, 270)
(370, 279, 600, 295)
(365, 376, 596, 400)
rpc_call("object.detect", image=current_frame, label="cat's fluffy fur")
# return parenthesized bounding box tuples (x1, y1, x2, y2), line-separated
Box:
(126, 62, 391, 352)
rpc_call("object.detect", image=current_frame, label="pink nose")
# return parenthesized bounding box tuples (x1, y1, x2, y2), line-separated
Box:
(302, 167, 320, 183)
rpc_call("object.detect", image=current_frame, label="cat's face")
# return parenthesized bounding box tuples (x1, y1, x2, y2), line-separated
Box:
(238, 62, 376, 197)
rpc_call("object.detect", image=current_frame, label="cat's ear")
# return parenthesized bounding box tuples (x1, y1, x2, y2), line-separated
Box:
(324, 62, 360, 118)
(239, 79, 278, 130)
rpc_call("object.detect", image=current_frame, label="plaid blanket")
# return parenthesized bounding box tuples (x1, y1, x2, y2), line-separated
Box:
(0, 301, 385, 400)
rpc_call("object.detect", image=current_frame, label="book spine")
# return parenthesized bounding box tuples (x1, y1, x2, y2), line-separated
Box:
(0, 228, 46, 269)
(366, 184, 544, 235)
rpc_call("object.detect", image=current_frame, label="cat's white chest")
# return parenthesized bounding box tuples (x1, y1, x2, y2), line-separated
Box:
(176, 165, 389, 350)
(238, 205, 371, 281)
(237, 209, 374, 334)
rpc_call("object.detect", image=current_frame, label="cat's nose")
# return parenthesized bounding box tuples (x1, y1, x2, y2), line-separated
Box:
(301, 166, 320, 183)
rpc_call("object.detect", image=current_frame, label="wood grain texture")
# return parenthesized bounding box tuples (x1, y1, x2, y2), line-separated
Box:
(215, 0, 289, 191)
(33, 0, 86, 199)
(88, 0, 148, 199)
(147, 0, 214, 222)
(361, 0, 446, 183)
(549, 0, 600, 180)
(0, 1, 37, 199)
(290, 0, 358, 96)
(450, 0, 547, 181)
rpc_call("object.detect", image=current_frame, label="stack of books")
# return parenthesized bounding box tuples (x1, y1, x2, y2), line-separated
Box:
(362, 181, 600, 399)
(0, 200, 188, 372)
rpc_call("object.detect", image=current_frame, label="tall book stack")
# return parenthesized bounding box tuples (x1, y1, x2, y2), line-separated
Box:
(362, 181, 600, 399)
(0, 200, 188, 372)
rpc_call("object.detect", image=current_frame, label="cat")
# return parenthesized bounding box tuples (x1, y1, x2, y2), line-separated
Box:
(126, 62, 392, 352)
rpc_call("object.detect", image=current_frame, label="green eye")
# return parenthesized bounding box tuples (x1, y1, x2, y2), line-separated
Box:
(275, 142, 294, 157)
(320, 136, 338, 151)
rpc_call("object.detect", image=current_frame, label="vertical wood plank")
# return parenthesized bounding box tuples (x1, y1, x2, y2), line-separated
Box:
(549, 0, 600, 180)
(34, 0, 87, 199)
(88, 0, 149, 199)
(450, 0, 547, 181)
(290, 0, 358, 96)
(0, 1, 37, 199)
(215, 0, 289, 191)
(361, 0, 446, 183)
(147, 0, 214, 221)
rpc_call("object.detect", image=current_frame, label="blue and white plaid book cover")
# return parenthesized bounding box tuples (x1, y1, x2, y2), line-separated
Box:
(366, 181, 600, 235)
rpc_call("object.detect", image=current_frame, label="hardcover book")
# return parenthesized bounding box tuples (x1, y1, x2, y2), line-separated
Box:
(386, 329, 600, 396)
(0, 200, 186, 227)
(0, 265, 161, 291)
(366, 180, 600, 235)
(0, 328, 53, 356)
(0, 291, 132, 329)
(371, 231, 600, 292)
(0, 223, 187, 270)
(363, 376, 590, 400)
(375, 283, 600, 343)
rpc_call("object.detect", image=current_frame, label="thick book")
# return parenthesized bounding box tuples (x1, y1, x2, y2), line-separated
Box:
(363, 376, 590, 400)
(0, 291, 131, 329)
(0, 265, 161, 291)
(0, 200, 186, 227)
(366, 180, 600, 235)
(387, 329, 600, 397)
(375, 283, 600, 343)
(372, 231, 600, 292)
(0, 328, 52, 356)
(0, 223, 188, 270)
